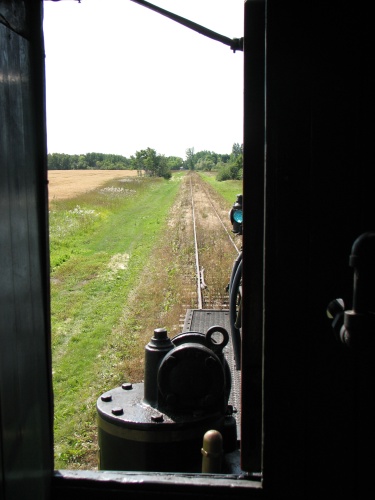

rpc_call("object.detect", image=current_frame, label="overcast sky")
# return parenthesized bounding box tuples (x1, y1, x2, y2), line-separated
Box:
(43, 0, 244, 160)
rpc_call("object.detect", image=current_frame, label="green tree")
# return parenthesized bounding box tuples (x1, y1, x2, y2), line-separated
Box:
(232, 143, 243, 157)
(185, 147, 195, 170)
(195, 158, 215, 171)
(48, 153, 74, 170)
(218, 153, 230, 163)
(133, 148, 171, 179)
(166, 156, 183, 170)
(216, 143, 243, 181)
(134, 148, 158, 175)
(48, 152, 132, 170)
(157, 155, 172, 179)
(85, 152, 105, 169)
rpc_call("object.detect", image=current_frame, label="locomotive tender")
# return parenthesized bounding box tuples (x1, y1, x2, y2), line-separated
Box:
(1, 0, 375, 499)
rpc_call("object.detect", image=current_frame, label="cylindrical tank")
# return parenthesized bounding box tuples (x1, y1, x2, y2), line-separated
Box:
(97, 383, 225, 472)
(97, 326, 236, 472)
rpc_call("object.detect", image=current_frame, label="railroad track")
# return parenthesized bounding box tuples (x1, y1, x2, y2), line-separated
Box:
(181, 173, 242, 438)
(190, 173, 241, 309)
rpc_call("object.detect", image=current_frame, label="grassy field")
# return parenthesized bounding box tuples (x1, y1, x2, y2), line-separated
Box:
(49, 170, 242, 469)
(198, 171, 243, 204)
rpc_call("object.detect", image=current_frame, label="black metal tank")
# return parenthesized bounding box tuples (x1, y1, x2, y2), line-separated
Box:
(97, 326, 236, 472)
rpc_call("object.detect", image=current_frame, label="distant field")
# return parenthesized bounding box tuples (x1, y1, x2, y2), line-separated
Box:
(48, 169, 141, 201)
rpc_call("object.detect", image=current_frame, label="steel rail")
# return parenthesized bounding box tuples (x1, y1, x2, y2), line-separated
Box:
(189, 172, 242, 310)
(190, 174, 204, 310)
(200, 184, 241, 255)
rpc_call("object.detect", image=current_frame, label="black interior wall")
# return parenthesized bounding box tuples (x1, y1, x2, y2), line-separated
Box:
(0, 2, 53, 499)
(243, 1, 375, 497)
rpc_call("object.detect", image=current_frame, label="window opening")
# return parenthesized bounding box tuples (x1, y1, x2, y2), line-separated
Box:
(43, 0, 247, 478)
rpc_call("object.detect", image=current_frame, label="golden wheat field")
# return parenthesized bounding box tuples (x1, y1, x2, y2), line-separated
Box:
(48, 170, 141, 201)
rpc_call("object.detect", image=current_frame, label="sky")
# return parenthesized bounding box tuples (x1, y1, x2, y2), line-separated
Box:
(43, 0, 244, 160)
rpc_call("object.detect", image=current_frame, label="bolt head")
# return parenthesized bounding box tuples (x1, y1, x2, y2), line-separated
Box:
(112, 407, 124, 416)
(122, 382, 133, 390)
(151, 413, 164, 423)
(101, 393, 112, 402)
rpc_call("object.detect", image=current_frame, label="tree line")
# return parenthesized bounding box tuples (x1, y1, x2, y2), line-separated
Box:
(47, 143, 243, 181)
(185, 143, 243, 181)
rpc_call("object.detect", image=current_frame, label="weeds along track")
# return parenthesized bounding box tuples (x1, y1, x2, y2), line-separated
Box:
(181, 172, 241, 313)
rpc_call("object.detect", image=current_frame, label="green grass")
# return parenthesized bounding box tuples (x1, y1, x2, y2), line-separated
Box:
(50, 173, 184, 467)
(198, 171, 243, 204)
